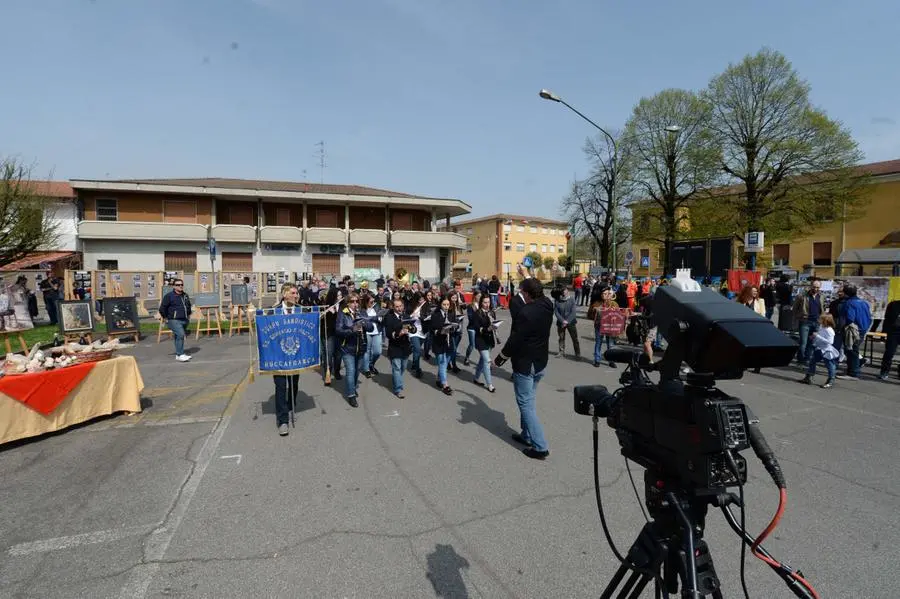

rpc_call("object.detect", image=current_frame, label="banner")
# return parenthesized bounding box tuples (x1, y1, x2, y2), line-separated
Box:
(726, 270, 762, 293)
(599, 308, 628, 336)
(840, 277, 891, 320)
(254, 310, 320, 374)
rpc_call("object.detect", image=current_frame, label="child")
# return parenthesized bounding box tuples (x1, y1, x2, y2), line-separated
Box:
(801, 313, 840, 388)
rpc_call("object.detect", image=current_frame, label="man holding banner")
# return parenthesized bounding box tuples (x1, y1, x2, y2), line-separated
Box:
(255, 283, 321, 436)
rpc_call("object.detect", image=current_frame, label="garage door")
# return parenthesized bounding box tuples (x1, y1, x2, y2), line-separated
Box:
(222, 252, 253, 271)
(354, 254, 381, 269)
(394, 255, 420, 278)
(312, 254, 341, 276)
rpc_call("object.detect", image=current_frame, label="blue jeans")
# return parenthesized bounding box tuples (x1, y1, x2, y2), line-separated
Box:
(321, 335, 342, 379)
(274, 374, 299, 425)
(797, 321, 819, 363)
(168, 319, 188, 355)
(436, 352, 451, 386)
(490, 293, 498, 309)
(513, 366, 548, 452)
(342, 352, 368, 398)
(464, 329, 477, 361)
(450, 333, 461, 366)
(474, 349, 492, 387)
(594, 334, 614, 363)
(806, 350, 836, 380)
(410, 336, 424, 372)
(765, 307, 774, 321)
(390, 357, 408, 394)
(367, 333, 382, 371)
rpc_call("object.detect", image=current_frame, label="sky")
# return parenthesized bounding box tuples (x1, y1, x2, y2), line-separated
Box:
(2, 0, 899, 219)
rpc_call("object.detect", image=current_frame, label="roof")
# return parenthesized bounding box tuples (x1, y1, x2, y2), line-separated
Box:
(835, 248, 900, 264)
(878, 230, 900, 246)
(1, 180, 74, 199)
(0, 251, 79, 271)
(445, 213, 570, 228)
(74, 177, 450, 201)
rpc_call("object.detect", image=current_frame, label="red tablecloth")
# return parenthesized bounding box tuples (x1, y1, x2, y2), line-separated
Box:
(0, 362, 96, 415)
(462, 292, 509, 308)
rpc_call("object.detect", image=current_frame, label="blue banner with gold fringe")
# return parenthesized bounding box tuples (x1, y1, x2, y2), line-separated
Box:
(254, 309, 320, 374)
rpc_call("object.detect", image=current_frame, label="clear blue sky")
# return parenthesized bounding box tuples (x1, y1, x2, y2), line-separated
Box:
(3, 0, 898, 218)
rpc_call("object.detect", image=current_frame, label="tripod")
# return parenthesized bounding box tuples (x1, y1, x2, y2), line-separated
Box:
(600, 470, 723, 599)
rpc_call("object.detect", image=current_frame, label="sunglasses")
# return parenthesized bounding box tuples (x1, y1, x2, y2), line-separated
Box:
(174, 284, 184, 287)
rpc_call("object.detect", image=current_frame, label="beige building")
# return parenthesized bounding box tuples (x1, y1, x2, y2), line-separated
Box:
(441, 214, 570, 278)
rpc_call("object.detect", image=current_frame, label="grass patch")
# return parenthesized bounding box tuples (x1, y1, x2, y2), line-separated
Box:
(6, 320, 236, 351)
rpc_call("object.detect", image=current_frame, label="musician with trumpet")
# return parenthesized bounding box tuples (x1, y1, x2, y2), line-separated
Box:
(382, 297, 416, 398)
(335, 292, 374, 408)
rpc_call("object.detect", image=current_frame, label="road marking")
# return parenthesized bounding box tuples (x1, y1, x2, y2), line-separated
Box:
(8, 524, 157, 556)
(142, 416, 222, 427)
(118, 368, 250, 599)
(383, 410, 400, 417)
(220, 454, 242, 465)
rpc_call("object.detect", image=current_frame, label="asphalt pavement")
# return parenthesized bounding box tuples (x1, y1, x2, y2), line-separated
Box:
(0, 313, 898, 598)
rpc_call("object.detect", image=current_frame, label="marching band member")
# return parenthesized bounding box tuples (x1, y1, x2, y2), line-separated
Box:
(321, 287, 343, 384)
(336, 292, 374, 408)
(408, 292, 428, 378)
(273, 283, 300, 437)
(382, 297, 414, 398)
(463, 292, 482, 366)
(447, 290, 465, 373)
(429, 295, 456, 396)
(471, 294, 498, 392)
(363, 294, 383, 377)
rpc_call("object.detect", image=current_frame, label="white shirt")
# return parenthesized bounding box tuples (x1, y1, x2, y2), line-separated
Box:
(365, 307, 380, 336)
(812, 326, 840, 360)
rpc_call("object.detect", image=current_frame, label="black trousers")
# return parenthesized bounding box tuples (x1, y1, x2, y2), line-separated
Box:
(557, 321, 581, 356)
(881, 332, 900, 375)
(274, 374, 300, 425)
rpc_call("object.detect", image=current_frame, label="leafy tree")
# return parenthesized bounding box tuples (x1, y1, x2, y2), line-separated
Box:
(542, 256, 555, 270)
(705, 48, 869, 267)
(0, 158, 60, 267)
(524, 251, 542, 270)
(624, 89, 720, 275)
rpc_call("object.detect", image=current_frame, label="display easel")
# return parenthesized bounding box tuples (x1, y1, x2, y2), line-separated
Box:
(195, 305, 223, 339)
(63, 332, 93, 345)
(0, 331, 28, 354)
(157, 318, 172, 344)
(104, 280, 140, 343)
(228, 305, 252, 337)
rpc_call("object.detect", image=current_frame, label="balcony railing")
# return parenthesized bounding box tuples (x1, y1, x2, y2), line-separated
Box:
(260, 226, 304, 244)
(391, 230, 466, 249)
(210, 224, 257, 243)
(77, 220, 209, 242)
(349, 229, 388, 246)
(306, 227, 347, 245)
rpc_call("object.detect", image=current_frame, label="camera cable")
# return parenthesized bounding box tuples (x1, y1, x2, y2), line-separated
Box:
(725, 451, 751, 599)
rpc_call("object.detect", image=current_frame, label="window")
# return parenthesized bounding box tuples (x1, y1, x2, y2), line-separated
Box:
(516, 225, 525, 233)
(96, 198, 118, 221)
(465, 241, 472, 252)
(229, 204, 255, 226)
(549, 245, 556, 253)
(503, 263, 511, 273)
(558, 246, 565, 253)
(542, 226, 548, 234)
(164, 200, 197, 223)
(529, 225, 537, 233)
(503, 242, 511, 251)
(97, 260, 118, 270)
(813, 242, 832, 266)
(550, 228, 557, 236)
(503, 224, 511, 233)
(317, 208, 341, 228)
(467, 227, 473, 235)
(638, 213, 651, 232)
(773, 244, 790, 266)
(541, 244, 548, 253)
(529, 243, 537, 252)
(275, 208, 291, 226)
(516, 242, 525, 251)
(164, 251, 197, 271)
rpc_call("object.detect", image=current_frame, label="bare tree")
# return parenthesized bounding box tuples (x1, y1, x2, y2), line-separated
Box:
(625, 89, 720, 275)
(0, 158, 61, 267)
(705, 48, 868, 268)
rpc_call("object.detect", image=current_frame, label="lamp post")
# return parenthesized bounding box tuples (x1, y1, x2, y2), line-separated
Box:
(540, 89, 680, 276)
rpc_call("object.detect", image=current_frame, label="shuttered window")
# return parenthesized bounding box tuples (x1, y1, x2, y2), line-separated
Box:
(773, 244, 790, 266)
(222, 252, 253, 271)
(229, 204, 255, 226)
(394, 255, 420, 277)
(314, 208, 341, 228)
(164, 251, 197, 271)
(354, 255, 381, 269)
(275, 208, 291, 226)
(813, 242, 832, 266)
(164, 200, 197, 223)
(312, 254, 341, 275)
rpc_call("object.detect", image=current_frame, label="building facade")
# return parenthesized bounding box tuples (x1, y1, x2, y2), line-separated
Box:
(442, 214, 570, 278)
(0, 181, 80, 274)
(72, 178, 469, 280)
(631, 159, 900, 277)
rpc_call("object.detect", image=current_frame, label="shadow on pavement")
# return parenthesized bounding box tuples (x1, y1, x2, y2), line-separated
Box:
(425, 543, 470, 599)
(455, 390, 519, 450)
(259, 392, 317, 416)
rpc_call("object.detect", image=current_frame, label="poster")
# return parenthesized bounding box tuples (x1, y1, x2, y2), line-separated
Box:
(598, 308, 628, 336)
(841, 277, 890, 320)
(98, 272, 108, 298)
(147, 274, 157, 299)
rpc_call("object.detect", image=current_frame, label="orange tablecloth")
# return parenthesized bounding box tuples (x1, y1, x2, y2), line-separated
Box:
(0, 355, 144, 445)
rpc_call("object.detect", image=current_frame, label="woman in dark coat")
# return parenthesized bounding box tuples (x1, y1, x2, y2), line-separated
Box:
(471, 295, 497, 392)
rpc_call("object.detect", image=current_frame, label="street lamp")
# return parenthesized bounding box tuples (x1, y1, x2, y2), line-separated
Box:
(539, 88, 679, 275)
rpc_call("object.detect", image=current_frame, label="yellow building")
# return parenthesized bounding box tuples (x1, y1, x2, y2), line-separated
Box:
(631, 158, 900, 277)
(440, 214, 570, 279)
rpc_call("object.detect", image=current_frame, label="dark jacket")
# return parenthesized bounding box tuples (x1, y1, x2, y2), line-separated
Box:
(336, 308, 374, 355)
(775, 282, 793, 306)
(159, 290, 192, 321)
(472, 308, 497, 351)
(883, 300, 900, 334)
(382, 310, 413, 359)
(554, 296, 576, 326)
(488, 279, 500, 294)
(429, 308, 456, 354)
(759, 285, 777, 309)
(509, 293, 526, 325)
(500, 296, 553, 374)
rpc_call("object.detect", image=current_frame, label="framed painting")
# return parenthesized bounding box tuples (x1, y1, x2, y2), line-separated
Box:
(103, 297, 139, 334)
(57, 300, 95, 334)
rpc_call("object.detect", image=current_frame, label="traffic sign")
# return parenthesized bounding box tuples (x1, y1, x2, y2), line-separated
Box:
(625, 250, 634, 261)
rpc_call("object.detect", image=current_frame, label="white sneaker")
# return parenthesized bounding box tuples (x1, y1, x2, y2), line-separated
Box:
(176, 354, 192, 362)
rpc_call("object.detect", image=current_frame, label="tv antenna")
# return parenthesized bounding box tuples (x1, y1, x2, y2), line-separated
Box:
(315, 141, 327, 183)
